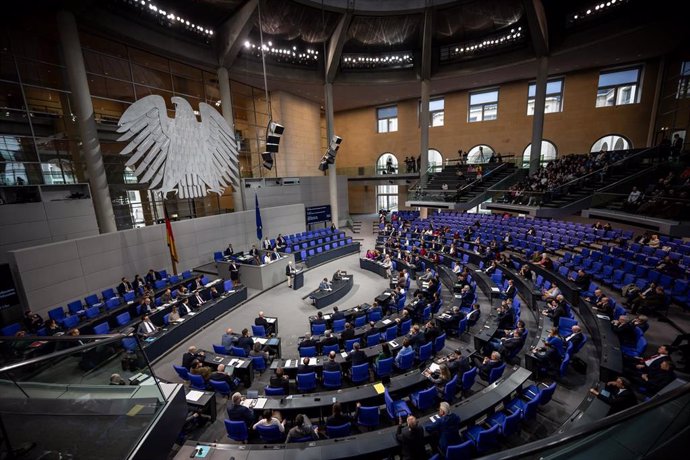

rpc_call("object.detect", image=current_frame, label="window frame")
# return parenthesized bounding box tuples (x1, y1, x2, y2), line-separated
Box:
(376, 105, 398, 133)
(468, 88, 499, 123)
(527, 78, 564, 115)
(677, 61, 690, 99)
(595, 65, 643, 108)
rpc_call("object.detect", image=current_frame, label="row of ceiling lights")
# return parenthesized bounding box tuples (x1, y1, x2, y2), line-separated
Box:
(450, 27, 523, 56)
(121, 0, 214, 36)
(342, 54, 412, 63)
(571, 0, 628, 21)
(242, 40, 319, 61)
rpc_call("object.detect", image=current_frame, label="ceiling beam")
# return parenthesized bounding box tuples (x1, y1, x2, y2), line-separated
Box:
(523, 0, 549, 57)
(420, 7, 434, 80)
(216, 0, 258, 68)
(325, 12, 353, 83)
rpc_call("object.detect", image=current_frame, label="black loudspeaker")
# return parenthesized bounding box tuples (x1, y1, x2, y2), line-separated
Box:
(269, 121, 284, 136)
(266, 143, 279, 153)
(261, 152, 274, 170)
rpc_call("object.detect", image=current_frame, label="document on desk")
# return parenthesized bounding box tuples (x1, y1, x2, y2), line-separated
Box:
(389, 340, 399, 348)
(439, 313, 451, 319)
(490, 287, 501, 292)
(267, 318, 276, 323)
(308, 358, 318, 366)
(428, 363, 440, 373)
(193, 446, 210, 458)
(382, 319, 392, 325)
(186, 390, 204, 402)
(213, 356, 224, 363)
(254, 337, 268, 345)
(254, 398, 267, 409)
(373, 382, 385, 394)
(341, 352, 348, 359)
(187, 312, 196, 316)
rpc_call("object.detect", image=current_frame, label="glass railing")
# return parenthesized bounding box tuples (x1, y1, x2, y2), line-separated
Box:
(0, 334, 168, 460)
(590, 192, 690, 222)
(479, 381, 690, 460)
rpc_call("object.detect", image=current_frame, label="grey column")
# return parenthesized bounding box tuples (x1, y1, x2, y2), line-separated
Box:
(529, 57, 549, 174)
(57, 10, 116, 233)
(324, 82, 339, 226)
(420, 79, 431, 184)
(218, 66, 244, 212)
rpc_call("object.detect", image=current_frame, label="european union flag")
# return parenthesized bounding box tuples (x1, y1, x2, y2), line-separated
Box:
(255, 193, 263, 240)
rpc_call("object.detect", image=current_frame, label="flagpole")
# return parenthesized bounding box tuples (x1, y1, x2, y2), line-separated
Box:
(163, 200, 179, 275)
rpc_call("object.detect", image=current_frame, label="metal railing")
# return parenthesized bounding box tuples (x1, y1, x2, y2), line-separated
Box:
(590, 192, 690, 222)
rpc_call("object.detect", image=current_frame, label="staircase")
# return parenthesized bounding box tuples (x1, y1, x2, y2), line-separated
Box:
(540, 168, 631, 208)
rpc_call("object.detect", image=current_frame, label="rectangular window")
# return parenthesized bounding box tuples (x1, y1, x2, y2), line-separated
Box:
(377, 105, 398, 133)
(429, 98, 445, 127)
(468, 89, 498, 122)
(377, 185, 398, 212)
(596, 67, 641, 107)
(527, 79, 564, 115)
(677, 61, 690, 99)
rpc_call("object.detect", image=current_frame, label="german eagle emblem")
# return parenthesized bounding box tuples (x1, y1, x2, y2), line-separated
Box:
(117, 95, 239, 199)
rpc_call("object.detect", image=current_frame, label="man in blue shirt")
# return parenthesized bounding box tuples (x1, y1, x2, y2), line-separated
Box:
(395, 338, 415, 369)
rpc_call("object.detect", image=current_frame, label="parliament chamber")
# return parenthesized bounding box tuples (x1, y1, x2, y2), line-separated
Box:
(0, 1, 689, 459)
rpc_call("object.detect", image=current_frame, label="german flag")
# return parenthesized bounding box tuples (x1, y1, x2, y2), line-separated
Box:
(163, 204, 178, 264)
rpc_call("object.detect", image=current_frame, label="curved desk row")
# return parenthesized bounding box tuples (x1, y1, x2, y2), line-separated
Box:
(174, 367, 532, 460)
(310, 276, 354, 309)
(359, 258, 389, 278)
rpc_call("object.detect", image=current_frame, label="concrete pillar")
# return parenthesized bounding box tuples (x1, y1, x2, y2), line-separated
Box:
(529, 57, 549, 174)
(420, 79, 431, 184)
(325, 82, 339, 226)
(57, 10, 116, 233)
(217, 66, 244, 212)
(419, 207, 428, 219)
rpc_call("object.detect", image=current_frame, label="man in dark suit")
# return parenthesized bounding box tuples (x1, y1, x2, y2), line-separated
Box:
(424, 402, 462, 455)
(476, 351, 503, 381)
(255, 311, 273, 335)
(631, 286, 666, 314)
(331, 306, 344, 321)
(396, 415, 426, 460)
(323, 351, 342, 372)
(209, 364, 236, 389)
(407, 325, 426, 350)
(496, 304, 515, 330)
(531, 342, 562, 378)
(590, 377, 637, 415)
(236, 328, 254, 353)
(423, 320, 440, 346)
(193, 275, 205, 290)
(137, 315, 158, 337)
(543, 295, 568, 326)
(144, 270, 159, 285)
(569, 269, 591, 290)
(117, 277, 133, 296)
(178, 298, 193, 316)
(190, 289, 206, 308)
(611, 315, 638, 347)
(635, 345, 672, 374)
(564, 325, 585, 352)
(312, 311, 327, 328)
(340, 323, 355, 342)
(493, 329, 524, 358)
(297, 357, 313, 374)
(446, 349, 472, 376)
(182, 346, 204, 369)
(640, 360, 676, 394)
(466, 303, 481, 326)
(227, 392, 254, 428)
(346, 342, 368, 366)
(248, 245, 260, 264)
(502, 279, 517, 299)
(298, 333, 317, 351)
(223, 243, 234, 257)
(320, 331, 339, 350)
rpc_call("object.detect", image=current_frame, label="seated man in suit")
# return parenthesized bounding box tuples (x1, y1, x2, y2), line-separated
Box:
(564, 325, 585, 353)
(221, 328, 237, 351)
(502, 279, 517, 299)
(262, 236, 273, 250)
(319, 330, 339, 351)
(117, 277, 134, 296)
(144, 269, 159, 286)
(589, 377, 637, 415)
(178, 297, 194, 316)
(275, 234, 286, 249)
(331, 306, 344, 321)
(530, 341, 562, 378)
(319, 278, 333, 291)
(485, 329, 524, 358)
(569, 269, 591, 290)
(639, 360, 677, 394)
(312, 311, 327, 328)
(298, 333, 317, 351)
(137, 315, 159, 337)
(340, 322, 355, 343)
(323, 351, 342, 372)
(182, 346, 204, 369)
(227, 392, 255, 428)
(630, 286, 666, 315)
(236, 328, 254, 354)
(160, 288, 173, 304)
(475, 351, 503, 381)
(297, 357, 314, 374)
(611, 315, 638, 347)
(248, 245, 260, 264)
(407, 324, 426, 351)
(446, 348, 472, 376)
(269, 367, 290, 394)
(190, 289, 206, 308)
(255, 311, 274, 335)
(346, 342, 368, 367)
(138, 296, 153, 315)
(496, 303, 515, 330)
(592, 296, 614, 318)
(193, 275, 205, 290)
(209, 363, 236, 389)
(633, 345, 672, 375)
(223, 243, 234, 257)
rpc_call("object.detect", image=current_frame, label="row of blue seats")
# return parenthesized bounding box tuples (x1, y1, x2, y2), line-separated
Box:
(291, 238, 354, 262)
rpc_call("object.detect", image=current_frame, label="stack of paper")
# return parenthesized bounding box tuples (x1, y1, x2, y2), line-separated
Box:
(186, 390, 204, 402)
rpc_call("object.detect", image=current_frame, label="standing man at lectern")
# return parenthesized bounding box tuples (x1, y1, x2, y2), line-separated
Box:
(287, 261, 297, 288)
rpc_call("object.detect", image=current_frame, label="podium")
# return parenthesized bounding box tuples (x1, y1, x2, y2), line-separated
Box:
(292, 270, 304, 290)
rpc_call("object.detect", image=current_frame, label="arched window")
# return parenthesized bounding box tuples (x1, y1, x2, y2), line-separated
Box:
(428, 149, 443, 171)
(522, 140, 558, 168)
(124, 165, 138, 184)
(466, 145, 495, 164)
(591, 134, 632, 153)
(376, 153, 398, 175)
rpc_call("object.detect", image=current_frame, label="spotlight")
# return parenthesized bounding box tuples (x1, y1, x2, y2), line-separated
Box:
(261, 152, 274, 170)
